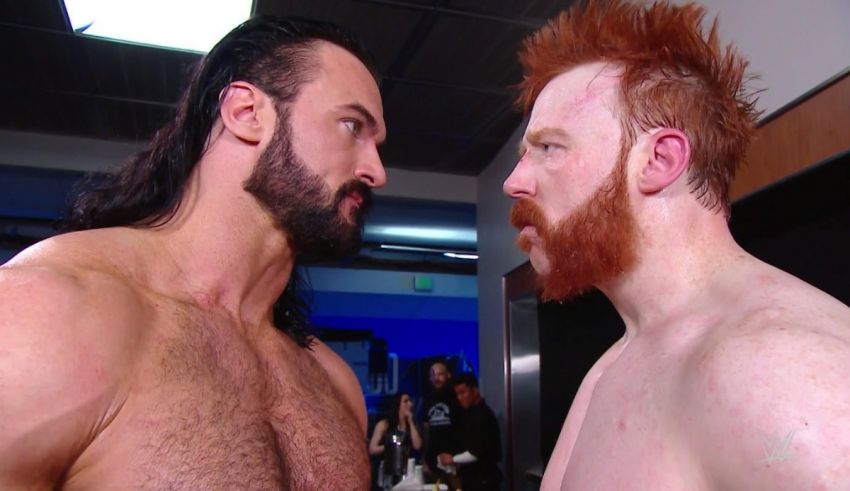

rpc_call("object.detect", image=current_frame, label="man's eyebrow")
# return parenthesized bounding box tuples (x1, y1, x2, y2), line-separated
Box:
(339, 102, 386, 144)
(518, 127, 569, 156)
(339, 103, 377, 129)
(525, 127, 569, 144)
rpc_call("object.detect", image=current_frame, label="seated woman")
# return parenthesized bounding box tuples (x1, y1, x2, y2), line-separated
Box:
(369, 393, 423, 489)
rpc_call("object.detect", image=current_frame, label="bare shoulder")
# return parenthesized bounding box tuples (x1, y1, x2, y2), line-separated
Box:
(682, 293, 850, 489)
(542, 334, 627, 489)
(0, 235, 149, 486)
(308, 339, 368, 435)
(2, 231, 152, 341)
(374, 418, 388, 431)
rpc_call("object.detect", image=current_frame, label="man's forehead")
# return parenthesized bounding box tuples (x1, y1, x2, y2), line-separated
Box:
(525, 62, 621, 136)
(534, 62, 621, 114)
(310, 43, 386, 131)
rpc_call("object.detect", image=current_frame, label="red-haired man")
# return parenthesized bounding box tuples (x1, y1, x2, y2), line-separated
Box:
(504, 1, 850, 489)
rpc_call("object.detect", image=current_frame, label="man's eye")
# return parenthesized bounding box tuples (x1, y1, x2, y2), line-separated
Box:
(343, 119, 362, 135)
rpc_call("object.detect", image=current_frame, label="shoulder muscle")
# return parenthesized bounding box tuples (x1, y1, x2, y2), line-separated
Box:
(309, 339, 368, 435)
(0, 265, 141, 486)
(686, 317, 850, 489)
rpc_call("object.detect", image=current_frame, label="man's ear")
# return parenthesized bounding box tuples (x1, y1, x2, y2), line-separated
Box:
(636, 128, 691, 194)
(218, 81, 270, 144)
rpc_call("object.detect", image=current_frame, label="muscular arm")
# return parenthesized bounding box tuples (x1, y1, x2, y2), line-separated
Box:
(308, 340, 368, 435)
(0, 266, 135, 489)
(688, 318, 850, 489)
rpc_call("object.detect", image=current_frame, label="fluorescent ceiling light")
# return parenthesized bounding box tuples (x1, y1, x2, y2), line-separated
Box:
(366, 225, 477, 243)
(379, 244, 447, 253)
(64, 0, 253, 53)
(377, 245, 478, 260)
(443, 252, 478, 260)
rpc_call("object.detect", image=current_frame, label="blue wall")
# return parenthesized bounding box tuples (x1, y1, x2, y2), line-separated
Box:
(0, 164, 83, 219)
(310, 291, 478, 370)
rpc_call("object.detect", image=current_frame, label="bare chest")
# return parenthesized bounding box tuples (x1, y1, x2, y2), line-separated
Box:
(70, 320, 368, 490)
(558, 352, 706, 490)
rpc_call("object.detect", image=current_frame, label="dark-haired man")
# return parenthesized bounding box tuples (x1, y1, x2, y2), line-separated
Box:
(437, 374, 502, 491)
(504, 1, 850, 489)
(418, 361, 460, 482)
(0, 17, 385, 489)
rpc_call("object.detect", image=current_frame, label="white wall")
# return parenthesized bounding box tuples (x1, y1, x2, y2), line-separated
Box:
(674, 0, 850, 117)
(0, 130, 142, 173)
(474, 0, 850, 457)
(382, 167, 476, 203)
(475, 121, 527, 423)
(0, 129, 476, 203)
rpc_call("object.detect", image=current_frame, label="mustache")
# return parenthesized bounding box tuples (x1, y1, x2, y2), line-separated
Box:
(333, 179, 374, 216)
(509, 199, 547, 232)
(509, 199, 549, 253)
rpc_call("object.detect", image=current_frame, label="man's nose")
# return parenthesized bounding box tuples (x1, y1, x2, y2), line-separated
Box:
(355, 144, 386, 188)
(503, 159, 535, 198)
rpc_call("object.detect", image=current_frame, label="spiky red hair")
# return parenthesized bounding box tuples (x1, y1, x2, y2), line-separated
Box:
(517, 0, 760, 214)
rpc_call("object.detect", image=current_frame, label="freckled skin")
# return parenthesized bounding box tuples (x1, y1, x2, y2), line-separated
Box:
(504, 62, 850, 491)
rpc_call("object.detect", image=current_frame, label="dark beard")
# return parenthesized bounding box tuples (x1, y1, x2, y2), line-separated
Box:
(243, 112, 373, 260)
(509, 154, 637, 302)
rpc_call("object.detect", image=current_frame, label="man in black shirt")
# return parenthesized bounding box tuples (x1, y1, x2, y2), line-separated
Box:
(439, 373, 502, 491)
(419, 361, 460, 481)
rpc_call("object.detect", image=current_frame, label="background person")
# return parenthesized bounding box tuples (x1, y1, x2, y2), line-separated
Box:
(369, 393, 423, 489)
(438, 373, 502, 491)
(418, 360, 461, 483)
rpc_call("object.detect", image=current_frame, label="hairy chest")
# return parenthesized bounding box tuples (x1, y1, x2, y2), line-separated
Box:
(71, 318, 368, 490)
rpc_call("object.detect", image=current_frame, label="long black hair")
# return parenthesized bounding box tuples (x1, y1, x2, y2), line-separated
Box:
(64, 16, 376, 347)
(387, 393, 409, 430)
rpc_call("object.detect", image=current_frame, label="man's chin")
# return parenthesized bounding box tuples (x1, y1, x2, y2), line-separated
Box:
(532, 250, 593, 302)
(528, 247, 551, 276)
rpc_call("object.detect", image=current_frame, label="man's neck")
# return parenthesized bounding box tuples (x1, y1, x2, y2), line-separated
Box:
(142, 160, 296, 330)
(599, 213, 750, 341)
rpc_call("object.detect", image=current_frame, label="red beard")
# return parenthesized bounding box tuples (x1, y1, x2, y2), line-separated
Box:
(509, 159, 637, 301)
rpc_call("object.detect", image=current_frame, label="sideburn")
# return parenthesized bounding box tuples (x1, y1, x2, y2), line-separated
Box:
(540, 157, 638, 301)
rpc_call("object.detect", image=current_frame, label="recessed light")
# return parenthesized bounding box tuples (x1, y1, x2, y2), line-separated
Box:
(63, 0, 253, 53)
